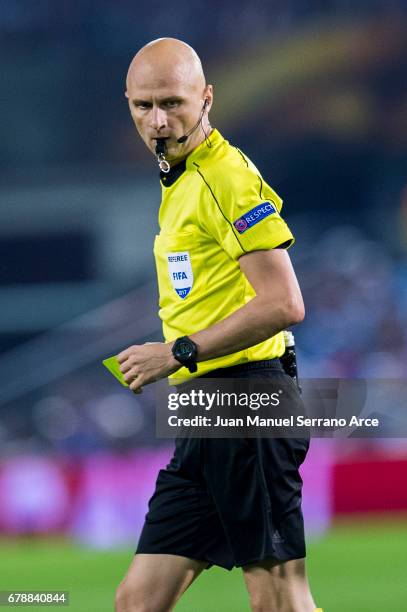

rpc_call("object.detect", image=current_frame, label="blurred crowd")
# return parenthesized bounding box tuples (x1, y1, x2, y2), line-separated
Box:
(296, 224, 407, 379)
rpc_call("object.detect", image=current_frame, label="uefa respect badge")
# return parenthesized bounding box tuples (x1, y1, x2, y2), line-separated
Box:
(167, 251, 194, 299)
(233, 201, 277, 234)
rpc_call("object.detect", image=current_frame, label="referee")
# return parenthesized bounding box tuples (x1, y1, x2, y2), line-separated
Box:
(115, 38, 323, 612)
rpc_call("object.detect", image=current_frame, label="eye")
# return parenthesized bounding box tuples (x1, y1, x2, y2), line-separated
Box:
(163, 100, 180, 109)
(134, 102, 152, 110)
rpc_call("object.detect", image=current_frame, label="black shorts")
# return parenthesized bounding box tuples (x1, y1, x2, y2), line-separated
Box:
(136, 360, 309, 570)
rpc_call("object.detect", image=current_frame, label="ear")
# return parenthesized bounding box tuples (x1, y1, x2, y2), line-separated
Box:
(125, 90, 129, 99)
(203, 84, 213, 112)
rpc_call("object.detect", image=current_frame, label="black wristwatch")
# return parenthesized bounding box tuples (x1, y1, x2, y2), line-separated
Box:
(172, 336, 198, 373)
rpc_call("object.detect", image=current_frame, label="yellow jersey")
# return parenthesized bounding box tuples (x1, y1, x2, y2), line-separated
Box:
(153, 129, 295, 381)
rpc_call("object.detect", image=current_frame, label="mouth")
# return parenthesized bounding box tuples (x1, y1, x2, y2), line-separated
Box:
(154, 137, 170, 157)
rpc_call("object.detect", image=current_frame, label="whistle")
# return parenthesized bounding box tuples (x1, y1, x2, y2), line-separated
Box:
(155, 139, 170, 173)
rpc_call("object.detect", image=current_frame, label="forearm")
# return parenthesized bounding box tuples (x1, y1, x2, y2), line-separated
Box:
(176, 295, 303, 362)
(118, 251, 304, 390)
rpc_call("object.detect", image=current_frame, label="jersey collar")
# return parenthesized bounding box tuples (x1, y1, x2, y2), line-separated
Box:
(160, 159, 187, 187)
(186, 128, 223, 169)
(159, 129, 224, 187)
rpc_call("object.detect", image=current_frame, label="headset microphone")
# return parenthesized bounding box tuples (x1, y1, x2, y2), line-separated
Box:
(176, 134, 190, 144)
(177, 99, 209, 144)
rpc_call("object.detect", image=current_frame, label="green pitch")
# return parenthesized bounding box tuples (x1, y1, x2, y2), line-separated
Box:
(1, 518, 406, 611)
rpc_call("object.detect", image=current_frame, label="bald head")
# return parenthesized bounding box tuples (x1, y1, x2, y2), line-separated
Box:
(126, 38, 206, 95)
(125, 38, 213, 163)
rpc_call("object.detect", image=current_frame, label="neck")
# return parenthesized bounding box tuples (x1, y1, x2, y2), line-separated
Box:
(169, 125, 213, 167)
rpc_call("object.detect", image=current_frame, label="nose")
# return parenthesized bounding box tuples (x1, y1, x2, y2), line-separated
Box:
(150, 106, 168, 132)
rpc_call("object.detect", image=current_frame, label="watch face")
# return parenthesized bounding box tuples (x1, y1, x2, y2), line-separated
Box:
(178, 340, 193, 359)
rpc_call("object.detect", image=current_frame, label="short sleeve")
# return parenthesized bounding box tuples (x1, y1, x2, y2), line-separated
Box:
(197, 160, 294, 261)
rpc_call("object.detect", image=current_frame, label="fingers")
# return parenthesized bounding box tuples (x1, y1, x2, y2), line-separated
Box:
(121, 369, 143, 394)
(117, 345, 138, 364)
(117, 346, 141, 376)
(129, 375, 143, 394)
(119, 361, 133, 374)
(116, 351, 129, 364)
(122, 365, 138, 382)
(118, 349, 144, 393)
(116, 343, 163, 393)
(123, 366, 141, 386)
(117, 346, 142, 390)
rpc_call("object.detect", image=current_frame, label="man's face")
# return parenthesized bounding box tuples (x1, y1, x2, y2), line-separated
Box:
(126, 67, 211, 164)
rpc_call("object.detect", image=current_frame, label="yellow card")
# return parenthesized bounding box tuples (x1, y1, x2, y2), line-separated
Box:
(102, 356, 128, 387)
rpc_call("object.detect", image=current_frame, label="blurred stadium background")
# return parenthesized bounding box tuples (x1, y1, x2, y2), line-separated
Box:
(1, 1, 407, 610)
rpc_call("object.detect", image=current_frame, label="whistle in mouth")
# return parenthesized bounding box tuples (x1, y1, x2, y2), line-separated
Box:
(155, 138, 170, 173)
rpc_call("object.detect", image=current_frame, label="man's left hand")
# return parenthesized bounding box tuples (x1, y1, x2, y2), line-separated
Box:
(117, 342, 180, 393)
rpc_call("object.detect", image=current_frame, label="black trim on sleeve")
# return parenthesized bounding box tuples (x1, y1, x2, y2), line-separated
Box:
(236, 148, 249, 167)
(193, 163, 247, 254)
(236, 149, 265, 202)
(258, 176, 264, 199)
(275, 240, 293, 249)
